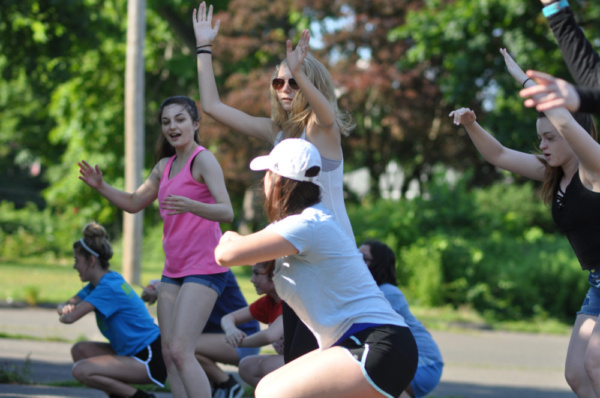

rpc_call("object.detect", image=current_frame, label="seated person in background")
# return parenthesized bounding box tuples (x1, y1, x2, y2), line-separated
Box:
(359, 240, 444, 398)
(221, 261, 284, 389)
(142, 269, 260, 398)
(58, 222, 166, 398)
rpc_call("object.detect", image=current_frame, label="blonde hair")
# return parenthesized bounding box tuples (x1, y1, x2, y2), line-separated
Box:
(73, 222, 113, 269)
(269, 53, 355, 141)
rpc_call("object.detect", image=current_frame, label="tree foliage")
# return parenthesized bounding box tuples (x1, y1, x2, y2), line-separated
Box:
(2, 0, 600, 230)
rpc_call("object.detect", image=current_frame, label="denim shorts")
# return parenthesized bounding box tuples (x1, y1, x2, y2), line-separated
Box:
(161, 272, 228, 296)
(236, 346, 261, 360)
(577, 269, 600, 316)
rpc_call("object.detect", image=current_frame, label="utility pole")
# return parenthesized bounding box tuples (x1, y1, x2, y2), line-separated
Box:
(123, 0, 146, 284)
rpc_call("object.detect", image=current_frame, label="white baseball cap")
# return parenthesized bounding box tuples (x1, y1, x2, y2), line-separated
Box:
(250, 138, 322, 186)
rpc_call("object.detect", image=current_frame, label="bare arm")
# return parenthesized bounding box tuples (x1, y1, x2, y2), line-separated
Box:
(78, 159, 161, 213)
(449, 108, 545, 181)
(287, 30, 342, 159)
(57, 295, 82, 316)
(193, 2, 273, 141)
(214, 229, 298, 267)
(160, 150, 234, 222)
(221, 306, 254, 347)
(59, 300, 95, 324)
(240, 315, 283, 348)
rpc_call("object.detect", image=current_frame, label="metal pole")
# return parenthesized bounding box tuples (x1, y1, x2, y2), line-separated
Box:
(123, 0, 146, 284)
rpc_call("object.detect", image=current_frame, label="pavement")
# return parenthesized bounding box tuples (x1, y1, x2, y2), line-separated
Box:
(0, 306, 576, 397)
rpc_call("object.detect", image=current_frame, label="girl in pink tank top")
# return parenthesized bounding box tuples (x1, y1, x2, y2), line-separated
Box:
(78, 96, 233, 397)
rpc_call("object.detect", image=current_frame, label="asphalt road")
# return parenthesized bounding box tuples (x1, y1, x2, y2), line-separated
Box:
(0, 306, 576, 397)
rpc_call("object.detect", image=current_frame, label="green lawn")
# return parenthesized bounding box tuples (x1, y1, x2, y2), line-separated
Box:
(0, 256, 571, 335)
(0, 257, 260, 307)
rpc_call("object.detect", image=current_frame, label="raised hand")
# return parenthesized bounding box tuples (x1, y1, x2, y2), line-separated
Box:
(520, 70, 581, 112)
(78, 160, 104, 190)
(286, 29, 310, 75)
(193, 2, 220, 46)
(449, 108, 477, 126)
(500, 48, 529, 86)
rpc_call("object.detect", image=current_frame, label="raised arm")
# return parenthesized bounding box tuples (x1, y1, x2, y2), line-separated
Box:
(160, 150, 233, 222)
(520, 70, 582, 112)
(78, 159, 161, 213)
(449, 108, 546, 181)
(520, 71, 600, 181)
(541, 0, 600, 88)
(500, 48, 537, 89)
(193, 2, 272, 141)
(286, 30, 342, 159)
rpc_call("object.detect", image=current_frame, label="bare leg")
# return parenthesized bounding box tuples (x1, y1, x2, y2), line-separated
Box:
(255, 347, 385, 398)
(158, 283, 187, 398)
(239, 354, 284, 387)
(161, 282, 218, 398)
(70, 343, 153, 396)
(195, 333, 239, 385)
(565, 314, 598, 397)
(585, 316, 600, 397)
(71, 341, 113, 362)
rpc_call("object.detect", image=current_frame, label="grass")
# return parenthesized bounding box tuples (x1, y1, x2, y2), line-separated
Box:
(0, 256, 572, 336)
(0, 257, 261, 307)
(0, 355, 32, 384)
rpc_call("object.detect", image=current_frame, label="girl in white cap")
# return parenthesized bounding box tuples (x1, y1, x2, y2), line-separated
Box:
(193, 1, 355, 364)
(215, 138, 418, 398)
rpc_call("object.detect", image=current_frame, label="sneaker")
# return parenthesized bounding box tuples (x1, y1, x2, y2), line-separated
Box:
(213, 381, 243, 398)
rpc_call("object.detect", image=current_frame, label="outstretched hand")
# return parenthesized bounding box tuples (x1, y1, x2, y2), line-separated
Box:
(500, 48, 529, 86)
(449, 108, 477, 126)
(78, 160, 104, 190)
(519, 70, 581, 112)
(193, 1, 220, 46)
(286, 29, 310, 75)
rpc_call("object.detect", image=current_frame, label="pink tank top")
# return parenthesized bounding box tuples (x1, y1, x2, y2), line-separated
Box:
(158, 146, 226, 277)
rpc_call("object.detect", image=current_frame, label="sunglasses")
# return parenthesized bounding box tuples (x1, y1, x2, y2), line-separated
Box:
(272, 78, 299, 91)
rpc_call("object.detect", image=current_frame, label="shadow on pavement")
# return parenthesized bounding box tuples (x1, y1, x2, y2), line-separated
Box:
(433, 381, 575, 397)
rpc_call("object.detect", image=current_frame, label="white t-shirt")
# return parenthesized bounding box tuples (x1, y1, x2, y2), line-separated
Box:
(266, 203, 406, 349)
(275, 131, 355, 243)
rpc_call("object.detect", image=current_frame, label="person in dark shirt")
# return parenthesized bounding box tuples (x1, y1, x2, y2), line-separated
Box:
(451, 49, 600, 396)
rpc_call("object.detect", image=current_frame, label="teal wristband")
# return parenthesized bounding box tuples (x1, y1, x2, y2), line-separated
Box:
(543, 0, 569, 17)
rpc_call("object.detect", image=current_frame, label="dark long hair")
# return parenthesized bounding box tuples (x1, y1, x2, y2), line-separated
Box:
(539, 111, 597, 204)
(264, 166, 321, 222)
(362, 239, 397, 286)
(73, 222, 113, 269)
(154, 96, 202, 162)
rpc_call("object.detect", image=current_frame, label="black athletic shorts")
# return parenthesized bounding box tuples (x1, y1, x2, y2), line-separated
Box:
(133, 335, 167, 387)
(336, 324, 418, 398)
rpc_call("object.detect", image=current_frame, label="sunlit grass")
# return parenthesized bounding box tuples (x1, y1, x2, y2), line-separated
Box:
(0, 257, 570, 336)
(0, 257, 260, 306)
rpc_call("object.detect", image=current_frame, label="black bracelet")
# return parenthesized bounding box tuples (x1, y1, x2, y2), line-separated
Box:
(196, 44, 212, 49)
(522, 77, 532, 87)
(197, 49, 212, 55)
